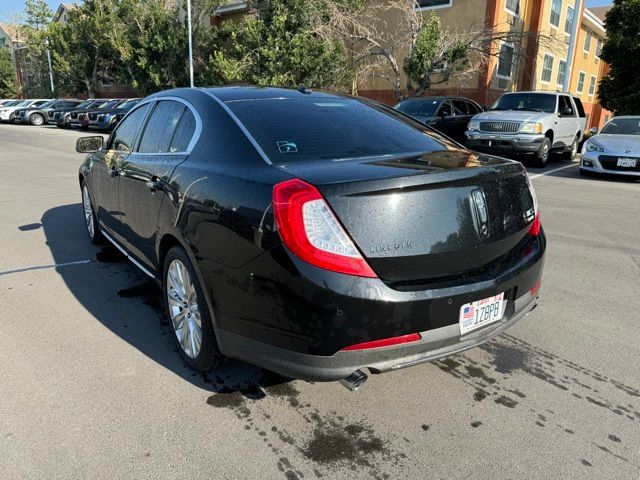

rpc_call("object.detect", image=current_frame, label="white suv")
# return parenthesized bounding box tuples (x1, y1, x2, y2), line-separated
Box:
(465, 91, 586, 167)
(0, 99, 51, 123)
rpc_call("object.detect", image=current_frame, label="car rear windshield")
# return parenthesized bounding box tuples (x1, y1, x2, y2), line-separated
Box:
(491, 93, 557, 113)
(226, 97, 444, 164)
(395, 99, 441, 117)
(600, 118, 640, 135)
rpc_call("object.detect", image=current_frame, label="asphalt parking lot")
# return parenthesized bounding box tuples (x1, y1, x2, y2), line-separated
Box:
(1, 123, 639, 480)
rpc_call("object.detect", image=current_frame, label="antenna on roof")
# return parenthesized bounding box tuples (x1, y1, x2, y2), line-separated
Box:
(297, 86, 312, 94)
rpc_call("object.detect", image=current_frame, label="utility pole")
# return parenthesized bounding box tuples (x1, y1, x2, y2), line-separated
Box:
(187, 0, 194, 88)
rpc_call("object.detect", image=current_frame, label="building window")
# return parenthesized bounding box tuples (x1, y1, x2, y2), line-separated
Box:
(416, 0, 453, 9)
(595, 38, 603, 57)
(550, 0, 562, 28)
(541, 54, 554, 83)
(565, 5, 574, 34)
(505, 0, 519, 16)
(588, 75, 596, 96)
(577, 71, 586, 93)
(557, 60, 567, 86)
(497, 43, 515, 79)
(583, 30, 592, 53)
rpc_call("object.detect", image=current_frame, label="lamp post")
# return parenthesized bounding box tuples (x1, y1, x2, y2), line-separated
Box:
(44, 39, 54, 94)
(187, 0, 194, 88)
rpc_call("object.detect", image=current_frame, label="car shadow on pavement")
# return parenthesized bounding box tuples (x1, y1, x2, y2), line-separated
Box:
(41, 203, 291, 399)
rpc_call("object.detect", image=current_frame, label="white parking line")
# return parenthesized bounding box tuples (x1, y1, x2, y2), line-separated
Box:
(0, 259, 93, 277)
(528, 162, 579, 180)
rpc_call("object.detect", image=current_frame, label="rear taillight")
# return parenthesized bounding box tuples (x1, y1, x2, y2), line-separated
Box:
(273, 179, 377, 278)
(525, 172, 541, 236)
(341, 333, 422, 351)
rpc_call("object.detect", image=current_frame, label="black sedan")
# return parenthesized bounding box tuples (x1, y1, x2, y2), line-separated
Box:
(77, 87, 544, 389)
(395, 96, 483, 144)
(14, 99, 82, 126)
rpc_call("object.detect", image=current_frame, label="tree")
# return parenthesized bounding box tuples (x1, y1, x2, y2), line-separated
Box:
(0, 47, 20, 97)
(598, 0, 640, 115)
(317, 0, 565, 101)
(204, 0, 351, 91)
(24, 0, 53, 30)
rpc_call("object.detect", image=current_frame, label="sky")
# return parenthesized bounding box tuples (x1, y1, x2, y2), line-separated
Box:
(0, 0, 614, 22)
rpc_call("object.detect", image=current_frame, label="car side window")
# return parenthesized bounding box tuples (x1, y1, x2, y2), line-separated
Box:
(110, 103, 152, 152)
(452, 100, 468, 116)
(573, 97, 586, 118)
(466, 101, 481, 115)
(169, 108, 196, 153)
(138, 101, 186, 154)
(438, 101, 453, 117)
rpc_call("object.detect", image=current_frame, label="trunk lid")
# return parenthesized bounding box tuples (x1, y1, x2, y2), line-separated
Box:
(278, 149, 535, 285)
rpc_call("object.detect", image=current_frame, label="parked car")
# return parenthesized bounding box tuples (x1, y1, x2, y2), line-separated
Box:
(0, 99, 51, 123)
(79, 98, 140, 132)
(466, 91, 586, 167)
(0, 99, 20, 107)
(54, 99, 106, 128)
(14, 99, 82, 126)
(76, 87, 545, 389)
(75, 99, 123, 129)
(580, 116, 640, 178)
(395, 96, 483, 144)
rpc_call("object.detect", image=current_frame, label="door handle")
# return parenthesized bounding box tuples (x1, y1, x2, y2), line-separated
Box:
(146, 178, 163, 191)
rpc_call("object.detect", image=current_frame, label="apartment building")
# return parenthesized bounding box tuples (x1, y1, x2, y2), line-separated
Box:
(355, 0, 610, 129)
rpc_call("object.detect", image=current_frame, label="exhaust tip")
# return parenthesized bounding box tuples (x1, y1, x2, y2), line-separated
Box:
(339, 370, 368, 392)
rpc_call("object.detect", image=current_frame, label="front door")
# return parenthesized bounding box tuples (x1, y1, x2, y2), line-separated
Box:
(93, 102, 153, 244)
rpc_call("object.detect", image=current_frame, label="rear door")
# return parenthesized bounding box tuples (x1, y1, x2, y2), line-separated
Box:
(433, 101, 459, 140)
(118, 99, 197, 270)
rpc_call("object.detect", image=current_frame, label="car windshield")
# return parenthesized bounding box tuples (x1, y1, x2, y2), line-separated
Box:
(491, 93, 557, 113)
(600, 118, 640, 135)
(14, 100, 32, 107)
(226, 97, 445, 164)
(38, 101, 56, 109)
(2, 100, 20, 107)
(395, 99, 441, 117)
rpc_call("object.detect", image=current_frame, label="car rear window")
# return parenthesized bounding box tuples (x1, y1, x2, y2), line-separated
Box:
(226, 97, 444, 164)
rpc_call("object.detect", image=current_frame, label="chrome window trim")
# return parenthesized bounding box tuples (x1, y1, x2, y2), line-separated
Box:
(100, 229, 156, 278)
(109, 96, 202, 155)
(200, 89, 273, 165)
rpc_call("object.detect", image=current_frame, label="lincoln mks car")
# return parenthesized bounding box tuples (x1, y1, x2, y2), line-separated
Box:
(77, 87, 545, 389)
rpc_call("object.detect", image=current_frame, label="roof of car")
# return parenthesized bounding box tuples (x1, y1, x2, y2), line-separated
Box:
(150, 86, 346, 103)
(502, 91, 574, 95)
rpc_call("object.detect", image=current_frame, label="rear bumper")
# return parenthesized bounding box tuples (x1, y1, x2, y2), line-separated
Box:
(211, 233, 545, 382)
(466, 132, 545, 154)
(217, 292, 539, 381)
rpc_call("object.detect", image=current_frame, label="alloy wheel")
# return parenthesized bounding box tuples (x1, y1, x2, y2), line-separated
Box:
(166, 259, 202, 359)
(31, 114, 44, 126)
(82, 185, 95, 239)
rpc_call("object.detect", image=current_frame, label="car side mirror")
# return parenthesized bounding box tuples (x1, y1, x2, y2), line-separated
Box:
(560, 107, 573, 116)
(589, 127, 598, 135)
(76, 136, 104, 153)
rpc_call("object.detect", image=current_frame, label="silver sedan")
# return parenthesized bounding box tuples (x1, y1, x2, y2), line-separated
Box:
(581, 116, 640, 177)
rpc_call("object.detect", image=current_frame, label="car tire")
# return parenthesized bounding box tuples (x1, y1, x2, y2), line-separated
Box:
(81, 181, 102, 244)
(163, 246, 223, 372)
(531, 137, 551, 168)
(30, 113, 45, 126)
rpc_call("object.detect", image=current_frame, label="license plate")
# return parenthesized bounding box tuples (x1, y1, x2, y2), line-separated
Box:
(617, 158, 637, 168)
(459, 293, 506, 335)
